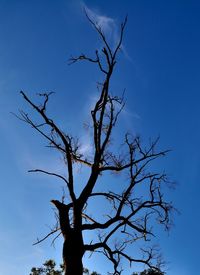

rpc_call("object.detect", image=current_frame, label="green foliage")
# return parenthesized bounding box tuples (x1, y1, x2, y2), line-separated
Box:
(132, 268, 164, 275)
(30, 260, 100, 275)
(30, 260, 163, 275)
(83, 268, 101, 275)
(29, 260, 63, 275)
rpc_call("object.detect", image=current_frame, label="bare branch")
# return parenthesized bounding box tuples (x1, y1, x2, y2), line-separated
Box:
(33, 227, 60, 246)
(20, 91, 76, 203)
(28, 169, 69, 184)
(113, 16, 128, 60)
(84, 8, 113, 59)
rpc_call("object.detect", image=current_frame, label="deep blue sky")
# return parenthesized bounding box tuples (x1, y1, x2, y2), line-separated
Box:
(1, 1, 200, 274)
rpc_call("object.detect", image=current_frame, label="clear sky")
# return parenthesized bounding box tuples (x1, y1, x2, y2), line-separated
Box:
(0, 0, 200, 274)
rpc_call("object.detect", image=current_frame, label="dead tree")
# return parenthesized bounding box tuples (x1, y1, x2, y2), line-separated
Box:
(18, 14, 173, 275)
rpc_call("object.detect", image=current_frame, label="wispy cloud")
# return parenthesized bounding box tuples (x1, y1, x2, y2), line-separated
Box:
(83, 3, 119, 48)
(83, 4, 116, 35)
(82, 3, 132, 62)
(79, 135, 93, 156)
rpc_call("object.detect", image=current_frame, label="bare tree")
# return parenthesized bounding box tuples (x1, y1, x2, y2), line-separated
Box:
(18, 13, 173, 275)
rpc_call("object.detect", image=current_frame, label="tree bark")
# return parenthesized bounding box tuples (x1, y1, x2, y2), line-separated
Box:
(63, 229, 84, 275)
(51, 200, 84, 275)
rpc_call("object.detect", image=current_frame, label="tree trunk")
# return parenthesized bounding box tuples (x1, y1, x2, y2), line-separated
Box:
(51, 200, 84, 275)
(63, 229, 84, 275)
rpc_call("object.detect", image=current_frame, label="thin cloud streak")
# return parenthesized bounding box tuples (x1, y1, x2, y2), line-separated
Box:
(83, 4, 116, 35)
(82, 3, 132, 63)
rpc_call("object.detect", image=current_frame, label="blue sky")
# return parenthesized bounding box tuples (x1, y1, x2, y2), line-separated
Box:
(0, 0, 200, 274)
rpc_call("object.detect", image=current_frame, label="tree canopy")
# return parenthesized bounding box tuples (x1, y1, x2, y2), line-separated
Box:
(133, 268, 165, 275)
(29, 259, 63, 275)
(29, 260, 100, 275)
(29, 260, 164, 275)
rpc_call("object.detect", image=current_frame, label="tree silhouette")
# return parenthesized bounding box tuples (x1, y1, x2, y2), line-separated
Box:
(83, 268, 101, 275)
(18, 12, 173, 275)
(132, 268, 164, 275)
(29, 260, 99, 275)
(29, 259, 63, 275)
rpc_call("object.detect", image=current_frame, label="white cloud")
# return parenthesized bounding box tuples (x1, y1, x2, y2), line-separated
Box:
(82, 3, 118, 48)
(82, 3, 132, 62)
(79, 137, 93, 156)
(83, 4, 116, 35)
